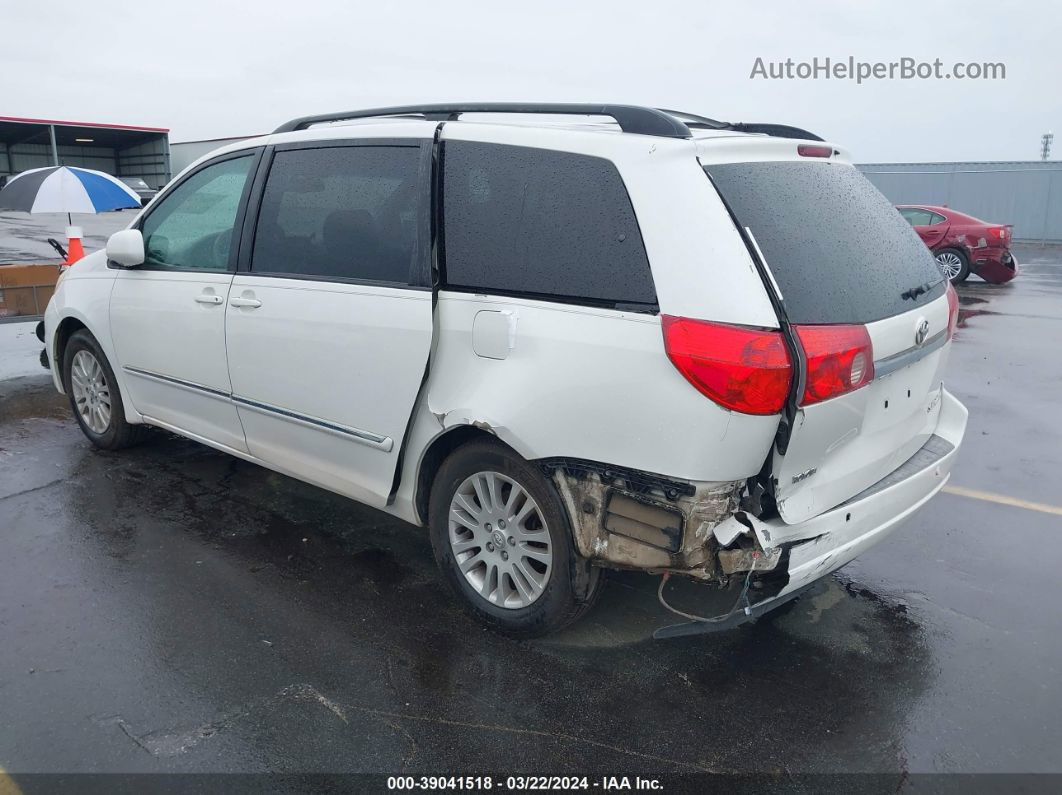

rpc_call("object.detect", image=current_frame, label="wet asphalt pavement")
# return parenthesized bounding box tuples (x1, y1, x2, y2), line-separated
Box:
(0, 210, 135, 265)
(1, 246, 1060, 787)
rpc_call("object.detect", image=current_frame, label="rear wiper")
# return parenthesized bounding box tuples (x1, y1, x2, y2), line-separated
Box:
(901, 281, 934, 301)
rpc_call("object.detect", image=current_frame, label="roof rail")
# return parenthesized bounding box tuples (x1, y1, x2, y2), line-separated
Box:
(273, 103, 694, 138)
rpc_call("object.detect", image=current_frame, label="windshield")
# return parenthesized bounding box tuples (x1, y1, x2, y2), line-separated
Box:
(122, 178, 150, 189)
(704, 161, 945, 325)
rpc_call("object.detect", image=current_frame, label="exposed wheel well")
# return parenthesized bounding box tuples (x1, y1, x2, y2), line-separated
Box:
(54, 317, 88, 386)
(414, 425, 510, 525)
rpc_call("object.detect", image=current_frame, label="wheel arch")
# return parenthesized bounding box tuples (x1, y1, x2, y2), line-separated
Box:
(939, 243, 970, 258)
(52, 311, 143, 424)
(53, 315, 89, 393)
(413, 424, 515, 526)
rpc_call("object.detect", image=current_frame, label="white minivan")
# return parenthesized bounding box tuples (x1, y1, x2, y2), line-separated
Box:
(44, 104, 966, 637)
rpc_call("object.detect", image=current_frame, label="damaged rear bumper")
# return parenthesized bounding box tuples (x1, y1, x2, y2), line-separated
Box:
(971, 247, 1018, 284)
(550, 389, 966, 637)
(718, 388, 968, 609)
(545, 386, 965, 636)
(656, 390, 966, 637)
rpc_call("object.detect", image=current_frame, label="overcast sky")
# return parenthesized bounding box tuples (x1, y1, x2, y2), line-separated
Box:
(4, 0, 1059, 162)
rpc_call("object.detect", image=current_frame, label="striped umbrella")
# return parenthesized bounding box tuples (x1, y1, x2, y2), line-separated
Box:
(0, 166, 142, 223)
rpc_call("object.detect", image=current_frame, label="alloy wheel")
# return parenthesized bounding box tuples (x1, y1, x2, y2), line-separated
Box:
(935, 251, 964, 280)
(448, 470, 553, 609)
(70, 350, 112, 434)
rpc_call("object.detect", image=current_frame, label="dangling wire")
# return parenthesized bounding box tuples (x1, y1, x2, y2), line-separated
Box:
(657, 553, 759, 624)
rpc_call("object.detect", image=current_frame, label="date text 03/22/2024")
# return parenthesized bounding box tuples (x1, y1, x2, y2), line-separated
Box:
(386, 776, 664, 791)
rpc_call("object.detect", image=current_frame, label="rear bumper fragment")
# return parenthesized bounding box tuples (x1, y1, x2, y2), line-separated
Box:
(971, 247, 1018, 283)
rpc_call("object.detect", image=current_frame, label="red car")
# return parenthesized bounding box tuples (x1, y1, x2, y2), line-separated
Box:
(897, 204, 1017, 284)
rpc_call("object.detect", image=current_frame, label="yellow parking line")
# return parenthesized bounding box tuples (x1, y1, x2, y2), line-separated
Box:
(0, 767, 22, 795)
(943, 485, 1062, 517)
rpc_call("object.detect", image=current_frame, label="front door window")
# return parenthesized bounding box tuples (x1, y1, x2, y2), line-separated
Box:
(141, 156, 254, 270)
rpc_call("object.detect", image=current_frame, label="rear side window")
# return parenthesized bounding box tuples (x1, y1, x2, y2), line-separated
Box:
(442, 141, 656, 309)
(252, 145, 421, 284)
(900, 207, 935, 226)
(706, 161, 945, 324)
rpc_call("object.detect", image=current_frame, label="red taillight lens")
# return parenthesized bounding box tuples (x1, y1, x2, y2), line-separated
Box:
(797, 144, 833, 158)
(946, 282, 959, 339)
(794, 324, 874, 406)
(661, 316, 792, 415)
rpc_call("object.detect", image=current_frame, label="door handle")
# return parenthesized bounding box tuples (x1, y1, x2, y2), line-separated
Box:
(229, 297, 262, 308)
(195, 294, 223, 305)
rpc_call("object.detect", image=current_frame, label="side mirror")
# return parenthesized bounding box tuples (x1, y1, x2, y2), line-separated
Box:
(106, 229, 145, 268)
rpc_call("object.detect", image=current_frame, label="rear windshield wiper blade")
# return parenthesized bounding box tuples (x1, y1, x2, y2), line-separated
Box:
(901, 281, 934, 301)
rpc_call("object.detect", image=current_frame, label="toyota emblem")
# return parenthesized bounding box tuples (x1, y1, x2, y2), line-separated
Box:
(915, 318, 930, 346)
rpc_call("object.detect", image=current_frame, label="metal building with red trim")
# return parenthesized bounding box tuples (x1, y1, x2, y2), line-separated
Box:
(0, 116, 171, 189)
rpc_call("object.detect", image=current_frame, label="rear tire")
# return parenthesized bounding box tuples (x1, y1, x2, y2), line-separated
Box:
(428, 439, 602, 638)
(935, 248, 969, 283)
(63, 330, 145, 450)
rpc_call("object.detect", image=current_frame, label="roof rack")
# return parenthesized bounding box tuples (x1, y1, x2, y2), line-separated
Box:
(272, 103, 824, 143)
(273, 103, 693, 138)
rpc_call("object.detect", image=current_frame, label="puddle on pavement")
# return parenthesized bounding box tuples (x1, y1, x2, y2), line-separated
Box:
(0, 375, 69, 423)
(536, 568, 921, 660)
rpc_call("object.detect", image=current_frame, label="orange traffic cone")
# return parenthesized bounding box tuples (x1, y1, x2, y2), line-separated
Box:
(65, 226, 85, 264)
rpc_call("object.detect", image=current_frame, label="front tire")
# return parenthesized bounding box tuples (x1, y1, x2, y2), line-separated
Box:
(63, 330, 144, 450)
(428, 440, 602, 638)
(935, 248, 969, 283)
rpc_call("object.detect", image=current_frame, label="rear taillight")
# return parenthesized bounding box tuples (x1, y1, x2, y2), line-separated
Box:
(797, 144, 833, 158)
(989, 226, 1005, 240)
(794, 324, 874, 406)
(661, 316, 792, 415)
(946, 282, 959, 339)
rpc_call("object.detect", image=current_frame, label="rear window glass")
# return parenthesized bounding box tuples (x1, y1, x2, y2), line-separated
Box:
(705, 161, 945, 324)
(443, 141, 656, 309)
